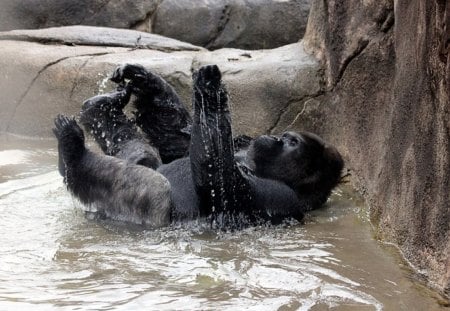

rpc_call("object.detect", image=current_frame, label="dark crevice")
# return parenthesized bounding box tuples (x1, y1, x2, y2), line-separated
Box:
(333, 39, 369, 87)
(329, 7, 394, 88)
(78, 0, 113, 25)
(381, 11, 395, 33)
(130, 10, 153, 30)
(129, 0, 165, 31)
(205, 5, 232, 50)
(5, 52, 112, 132)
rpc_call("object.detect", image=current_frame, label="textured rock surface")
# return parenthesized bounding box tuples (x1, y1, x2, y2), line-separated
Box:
(151, 0, 311, 50)
(0, 0, 161, 31)
(0, 27, 320, 138)
(287, 0, 449, 297)
(0, 26, 204, 51)
(0, 0, 311, 50)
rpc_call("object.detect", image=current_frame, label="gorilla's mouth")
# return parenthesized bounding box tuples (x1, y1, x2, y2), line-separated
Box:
(247, 135, 283, 164)
(252, 135, 283, 150)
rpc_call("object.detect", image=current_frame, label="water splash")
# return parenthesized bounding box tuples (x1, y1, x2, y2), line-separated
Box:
(96, 73, 111, 95)
(0, 137, 444, 310)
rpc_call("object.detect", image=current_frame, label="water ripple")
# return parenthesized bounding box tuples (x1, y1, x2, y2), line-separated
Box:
(0, 143, 446, 310)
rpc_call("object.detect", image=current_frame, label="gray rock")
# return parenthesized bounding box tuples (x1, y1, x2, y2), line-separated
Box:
(301, 0, 450, 298)
(0, 0, 161, 31)
(0, 0, 311, 50)
(192, 44, 321, 137)
(0, 26, 204, 52)
(152, 0, 311, 50)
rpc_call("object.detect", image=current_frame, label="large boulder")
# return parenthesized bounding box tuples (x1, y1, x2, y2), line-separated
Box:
(0, 0, 311, 50)
(150, 0, 311, 50)
(0, 0, 161, 31)
(0, 26, 320, 138)
(280, 0, 449, 298)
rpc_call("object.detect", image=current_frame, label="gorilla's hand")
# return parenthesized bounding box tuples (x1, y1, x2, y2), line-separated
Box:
(111, 64, 166, 96)
(53, 114, 84, 146)
(53, 115, 85, 170)
(111, 63, 147, 84)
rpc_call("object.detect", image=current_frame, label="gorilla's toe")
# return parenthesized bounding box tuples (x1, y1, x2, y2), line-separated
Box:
(196, 65, 222, 89)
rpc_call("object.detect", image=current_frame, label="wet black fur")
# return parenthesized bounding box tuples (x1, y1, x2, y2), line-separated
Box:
(111, 64, 192, 164)
(79, 84, 161, 169)
(53, 64, 344, 229)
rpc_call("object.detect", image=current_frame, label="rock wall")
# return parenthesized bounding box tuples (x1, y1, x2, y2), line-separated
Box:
(0, 0, 311, 50)
(0, 0, 448, 299)
(287, 0, 449, 297)
(149, 0, 311, 50)
(0, 0, 161, 31)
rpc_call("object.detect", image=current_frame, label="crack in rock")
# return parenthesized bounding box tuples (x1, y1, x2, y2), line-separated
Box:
(69, 56, 95, 100)
(5, 52, 112, 132)
(80, 0, 113, 25)
(131, 0, 165, 31)
(334, 39, 369, 87)
(269, 91, 325, 134)
(205, 4, 232, 50)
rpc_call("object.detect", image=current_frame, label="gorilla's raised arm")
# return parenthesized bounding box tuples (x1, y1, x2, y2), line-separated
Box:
(111, 64, 192, 163)
(53, 115, 171, 227)
(189, 65, 305, 228)
(189, 65, 254, 227)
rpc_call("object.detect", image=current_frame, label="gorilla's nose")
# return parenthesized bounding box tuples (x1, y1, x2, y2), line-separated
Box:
(270, 135, 283, 144)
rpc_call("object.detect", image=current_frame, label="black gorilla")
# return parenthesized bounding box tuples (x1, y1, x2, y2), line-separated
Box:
(53, 64, 343, 229)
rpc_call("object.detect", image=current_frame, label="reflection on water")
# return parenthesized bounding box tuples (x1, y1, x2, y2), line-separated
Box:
(0, 135, 447, 310)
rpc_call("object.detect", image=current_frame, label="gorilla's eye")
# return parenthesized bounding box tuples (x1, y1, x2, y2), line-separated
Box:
(289, 139, 299, 147)
(281, 133, 302, 148)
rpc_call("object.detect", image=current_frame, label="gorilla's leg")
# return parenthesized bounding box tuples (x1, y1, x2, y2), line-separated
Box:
(190, 65, 253, 228)
(79, 84, 161, 169)
(111, 64, 192, 163)
(53, 115, 171, 227)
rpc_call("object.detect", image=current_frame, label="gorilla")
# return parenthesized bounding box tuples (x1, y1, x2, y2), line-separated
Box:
(53, 64, 343, 229)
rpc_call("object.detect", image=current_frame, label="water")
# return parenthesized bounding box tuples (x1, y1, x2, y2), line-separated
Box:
(0, 134, 447, 310)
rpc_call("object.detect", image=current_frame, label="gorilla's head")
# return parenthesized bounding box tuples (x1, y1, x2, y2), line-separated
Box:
(247, 131, 344, 209)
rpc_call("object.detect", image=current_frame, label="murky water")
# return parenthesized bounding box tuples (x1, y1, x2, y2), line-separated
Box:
(0, 134, 447, 310)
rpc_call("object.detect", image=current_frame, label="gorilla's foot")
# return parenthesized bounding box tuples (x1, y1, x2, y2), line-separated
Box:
(111, 63, 148, 84)
(53, 115, 86, 176)
(79, 87, 137, 155)
(194, 64, 222, 90)
(193, 65, 228, 112)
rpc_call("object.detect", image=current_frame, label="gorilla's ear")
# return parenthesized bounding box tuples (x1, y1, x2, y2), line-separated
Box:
(299, 145, 343, 189)
(324, 145, 343, 168)
(323, 145, 344, 183)
(298, 170, 322, 187)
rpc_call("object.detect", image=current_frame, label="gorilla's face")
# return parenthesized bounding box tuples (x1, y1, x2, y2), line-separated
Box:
(247, 131, 343, 194)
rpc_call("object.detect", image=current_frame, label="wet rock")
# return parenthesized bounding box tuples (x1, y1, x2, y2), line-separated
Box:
(0, 0, 161, 31)
(0, 26, 320, 138)
(151, 0, 311, 50)
(294, 0, 449, 298)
